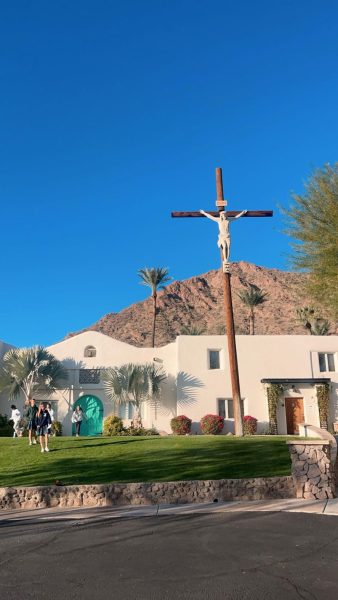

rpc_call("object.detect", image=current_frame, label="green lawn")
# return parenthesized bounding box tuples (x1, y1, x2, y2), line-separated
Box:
(0, 436, 293, 488)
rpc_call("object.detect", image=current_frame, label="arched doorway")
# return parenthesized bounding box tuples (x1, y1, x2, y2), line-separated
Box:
(73, 395, 103, 436)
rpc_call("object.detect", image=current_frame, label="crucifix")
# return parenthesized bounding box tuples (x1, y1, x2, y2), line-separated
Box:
(172, 167, 273, 436)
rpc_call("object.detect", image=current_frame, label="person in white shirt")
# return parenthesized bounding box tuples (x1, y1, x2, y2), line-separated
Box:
(71, 406, 86, 437)
(47, 402, 55, 436)
(10, 405, 22, 438)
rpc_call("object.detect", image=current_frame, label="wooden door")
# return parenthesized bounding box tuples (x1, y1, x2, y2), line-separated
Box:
(285, 398, 304, 434)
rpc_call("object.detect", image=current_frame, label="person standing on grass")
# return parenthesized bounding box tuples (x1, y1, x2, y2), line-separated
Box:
(36, 402, 52, 453)
(46, 402, 54, 436)
(10, 404, 21, 438)
(71, 405, 85, 437)
(24, 398, 38, 445)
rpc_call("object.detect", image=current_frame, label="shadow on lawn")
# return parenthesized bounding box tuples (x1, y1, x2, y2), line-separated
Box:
(1, 439, 292, 488)
(54, 438, 153, 451)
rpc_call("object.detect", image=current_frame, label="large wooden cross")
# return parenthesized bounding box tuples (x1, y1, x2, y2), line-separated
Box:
(172, 167, 273, 436)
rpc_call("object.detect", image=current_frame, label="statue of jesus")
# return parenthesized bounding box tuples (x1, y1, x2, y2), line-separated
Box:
(200, 209, 247, 263)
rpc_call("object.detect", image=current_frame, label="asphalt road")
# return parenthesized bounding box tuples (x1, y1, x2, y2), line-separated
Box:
(0, 510, 337, 599)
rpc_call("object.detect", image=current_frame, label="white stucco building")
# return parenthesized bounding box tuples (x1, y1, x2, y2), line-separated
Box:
(0, 331, 337, 436)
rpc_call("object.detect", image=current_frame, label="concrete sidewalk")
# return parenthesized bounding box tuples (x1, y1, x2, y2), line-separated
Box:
(1, 496, 338, 525)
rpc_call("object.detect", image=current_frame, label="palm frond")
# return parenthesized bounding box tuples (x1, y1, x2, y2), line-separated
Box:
(180, 325, 206, 335)
(0, 346, 68, 400)
(102, 362, 166, 410)
(138, 267, 171, 293)
(236, 284, 268, 308)
(312, 320, 330, 335)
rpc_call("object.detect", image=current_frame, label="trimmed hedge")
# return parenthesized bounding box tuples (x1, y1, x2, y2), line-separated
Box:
(170, 415, 192, 435)
(200, 414, 224, 435)
(243, 415, 258, 435)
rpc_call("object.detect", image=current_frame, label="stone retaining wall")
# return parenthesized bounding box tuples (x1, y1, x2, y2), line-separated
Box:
(0, 476, 295, 510)
(2, 440, 335, 510)
(287, 440, 336, 500)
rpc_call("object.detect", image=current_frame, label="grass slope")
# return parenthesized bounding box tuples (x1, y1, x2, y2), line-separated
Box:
(0, 436, 292, 488)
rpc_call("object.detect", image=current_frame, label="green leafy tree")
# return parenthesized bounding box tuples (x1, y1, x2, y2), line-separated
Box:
(138, 267, 171, 347)
(283, 164, 338, 318)
(0, 346, 68, 402)
(236, 284, 268, 335)
(102, 363, 166, 427)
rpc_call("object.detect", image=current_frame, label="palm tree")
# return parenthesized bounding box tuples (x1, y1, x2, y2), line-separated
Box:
(138, 267, 171, 347)
(296, 307, 330, 335)
(180, 325, 206, 335)
(312, 319, 330, 336)
(0, 346, 68, 402)
(237, 284, 268, 335)
(295, 306, 317, 335)
(102, 363, 166, 427)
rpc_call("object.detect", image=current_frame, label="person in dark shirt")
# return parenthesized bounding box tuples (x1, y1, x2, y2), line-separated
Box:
(36, 402, 52, 453)
(24, 398, 38, 446)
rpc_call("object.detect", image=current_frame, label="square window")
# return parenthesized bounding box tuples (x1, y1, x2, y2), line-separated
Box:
(119, 402, 136, 419)
(318, 352, 336, 372)
(217, 398, 244, 419)
(209, 350, 220, 370)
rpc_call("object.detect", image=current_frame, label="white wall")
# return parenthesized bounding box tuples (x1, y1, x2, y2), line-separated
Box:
(176, 335, 338, 434)
(47, 331, 178, 434)
(0, 332, 337, 436)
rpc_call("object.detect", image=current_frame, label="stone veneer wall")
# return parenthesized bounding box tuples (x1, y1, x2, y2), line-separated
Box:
(288, 440, 336, 500)
(0, 476, 294, 510)
(2, 440, 335, 510)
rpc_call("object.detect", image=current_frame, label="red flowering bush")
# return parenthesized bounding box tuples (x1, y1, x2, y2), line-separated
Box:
(243, 415, 258, 435)
(170, 415, 192, 435)
(200, 414, 224, 435)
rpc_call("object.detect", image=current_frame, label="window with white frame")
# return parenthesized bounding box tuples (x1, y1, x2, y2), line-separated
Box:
(217, 398, 244, 419)
(208, 349, 221, 370)
(318, 352, 336, 372)
(118, 402, 136, 420)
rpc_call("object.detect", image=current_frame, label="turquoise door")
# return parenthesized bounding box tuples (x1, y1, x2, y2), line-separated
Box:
(73, 396, 103, 436)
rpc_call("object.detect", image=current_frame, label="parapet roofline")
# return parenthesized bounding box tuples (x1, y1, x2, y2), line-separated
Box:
(261, 378, 331, 384)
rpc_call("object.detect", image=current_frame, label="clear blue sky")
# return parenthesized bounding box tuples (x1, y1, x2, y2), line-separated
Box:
(1, 0, 337, 347)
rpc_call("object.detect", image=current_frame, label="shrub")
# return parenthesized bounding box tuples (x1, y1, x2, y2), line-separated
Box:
(0, 414, 13, 437)
(103, 415, 125, 436)
(125, 425, 160, 436)
(129, 425, 147, 436)
(243, 415, 258, 435)
(170, 415, 192, 435)
(52, 421, 62, 436)
(143, 427, 159, 436)
(200, 414, 224, 435)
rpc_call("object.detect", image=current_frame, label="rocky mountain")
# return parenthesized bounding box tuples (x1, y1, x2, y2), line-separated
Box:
(67, 262, 337, 346)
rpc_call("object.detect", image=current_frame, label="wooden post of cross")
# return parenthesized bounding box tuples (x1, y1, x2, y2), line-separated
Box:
(171, 167, 273, 436)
